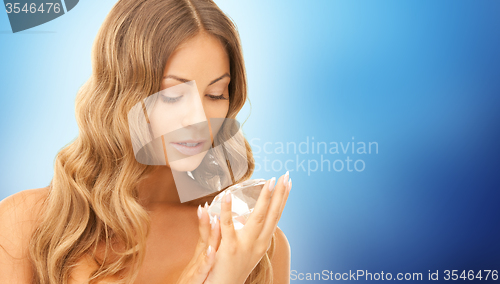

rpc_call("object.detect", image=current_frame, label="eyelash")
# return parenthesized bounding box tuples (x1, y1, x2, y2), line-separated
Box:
(160, 94, 228, 103)
(206, 94, 229, 101)
(161, 95, 181, 103)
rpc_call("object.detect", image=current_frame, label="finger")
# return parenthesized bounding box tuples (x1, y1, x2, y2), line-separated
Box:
(199, 203, 211, 244)
(219, 190, 236, 243)
(186, 244, 216, 284)
(177, 206, 215, 284)
(180, 205, 214, 284)
(259, 171, 289, 240)
(270, 178, 291, 239)
(192, 204, 211, 260)
(244, 177, 275, 238)
(209, 212, 221, 252)
(276, 177, 291, 225)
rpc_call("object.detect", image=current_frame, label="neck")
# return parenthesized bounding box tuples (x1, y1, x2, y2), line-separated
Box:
(137, 166, 181, 208)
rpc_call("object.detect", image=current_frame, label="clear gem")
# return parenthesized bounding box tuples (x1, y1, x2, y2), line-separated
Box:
(207, 179, 266, 230)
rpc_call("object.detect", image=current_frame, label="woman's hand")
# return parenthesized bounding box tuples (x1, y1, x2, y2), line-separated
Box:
(175, 203, 221, 284)
(204, 171, 292, 284)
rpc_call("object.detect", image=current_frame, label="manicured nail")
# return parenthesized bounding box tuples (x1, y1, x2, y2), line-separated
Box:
(206, 245, 212, 256)
(288, 178, 292, 191)
(211, 216, 217, 229)
(283, 171, 289, 186)
(268, 177, 276, 191)
(204, 202, 209, 210)
(197, 205, 202, 219)
(225, 191, 231, 203)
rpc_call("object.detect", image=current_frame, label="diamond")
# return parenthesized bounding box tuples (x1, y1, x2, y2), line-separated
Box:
(207, 179, 267, 230)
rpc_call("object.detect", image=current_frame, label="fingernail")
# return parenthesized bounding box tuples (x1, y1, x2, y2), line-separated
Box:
(283, 170, 289, 186)
(206, 245, 212, 256)
(211, 216, 217, 229)
(204, 202, 208, 210)
(197, 205, 202, 219)
(225, 191, 231, 203)
(268, 177, 276, 191)
(288, 178, 292, 191)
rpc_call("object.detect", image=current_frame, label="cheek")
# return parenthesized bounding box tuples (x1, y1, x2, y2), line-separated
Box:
(205, 103, 230, 143)
(149, 104, 182, 138)
(203, 101, 230, 119)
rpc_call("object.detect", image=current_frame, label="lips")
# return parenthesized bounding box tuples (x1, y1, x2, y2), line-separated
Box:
(170, 139, 207, 156)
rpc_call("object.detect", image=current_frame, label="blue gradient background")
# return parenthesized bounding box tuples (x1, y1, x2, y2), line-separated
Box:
(1, 0, 499, 282)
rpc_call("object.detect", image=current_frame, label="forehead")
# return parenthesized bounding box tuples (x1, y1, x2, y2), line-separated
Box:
(163, 33, 230, 82)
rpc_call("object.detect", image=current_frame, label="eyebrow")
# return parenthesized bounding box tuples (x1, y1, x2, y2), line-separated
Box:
(163, 73, 230, 86)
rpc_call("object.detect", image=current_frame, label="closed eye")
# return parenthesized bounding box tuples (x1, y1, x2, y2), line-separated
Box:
(206, 94, 229, 101)
(161, 94, 182, 103)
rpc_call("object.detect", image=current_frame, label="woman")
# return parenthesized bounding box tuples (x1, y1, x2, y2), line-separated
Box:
(0, 0, 291, 283)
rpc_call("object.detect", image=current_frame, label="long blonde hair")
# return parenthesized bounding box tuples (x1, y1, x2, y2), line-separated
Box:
(28, 0, 275, 283)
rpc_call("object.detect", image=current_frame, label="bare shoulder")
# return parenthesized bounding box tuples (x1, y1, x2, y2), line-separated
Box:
(0, 186, 49, 226)
(271, 226, 291, 284)
(0, 186, 50, 255)
(0, 187, 49, 282)
(0, 186, 49, 209)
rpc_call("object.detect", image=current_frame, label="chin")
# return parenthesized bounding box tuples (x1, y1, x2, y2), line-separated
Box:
(168, 151, 207, 172)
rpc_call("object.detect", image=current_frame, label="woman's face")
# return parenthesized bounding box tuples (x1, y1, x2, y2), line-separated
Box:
(148, 32, 231, 171)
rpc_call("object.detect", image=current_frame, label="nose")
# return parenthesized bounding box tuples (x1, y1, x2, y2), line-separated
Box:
(181, 86, 208, 128)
